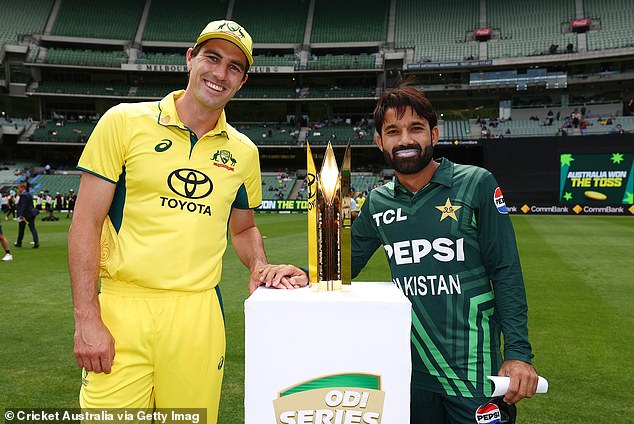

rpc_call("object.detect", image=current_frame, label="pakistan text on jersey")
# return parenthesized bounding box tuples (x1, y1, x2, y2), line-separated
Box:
(384, 238, 465, 265)
(159, 196, 212, 216)
(393, 274, 462, 296)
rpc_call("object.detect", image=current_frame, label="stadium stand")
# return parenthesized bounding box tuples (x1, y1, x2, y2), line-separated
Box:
(2, 0, 634, 156)
(0, 0, 53, 48)
(44, 48, 128, 68)
(585, 0, 634, 51)
(351, 175, 382, 194)
(142, 0, 226, 43)
(262, 174, 297, 200)
(31, 174, 80, 195)
(311, 0, 389, 43)
(237, 123, 298, 146)
(306, 53, 378, 70)
(137, 52, 185, 66)
(31, 121, 94, 143)
(443, 120, 472, 140)
(232, 0, 308, 44)
(395, 0, 479, 63)
(33, 81, 129, 97)
(486, 0, 577, 58)
(52, 0, 144, 40)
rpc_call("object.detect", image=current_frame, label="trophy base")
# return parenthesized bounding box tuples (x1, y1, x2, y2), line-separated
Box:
(311, 280, 343, 291)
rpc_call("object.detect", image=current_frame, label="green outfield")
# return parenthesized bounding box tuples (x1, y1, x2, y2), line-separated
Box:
(0, 214, 632, 423)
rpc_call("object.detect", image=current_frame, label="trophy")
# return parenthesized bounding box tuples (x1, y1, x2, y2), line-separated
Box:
(307, 141, 352, 291)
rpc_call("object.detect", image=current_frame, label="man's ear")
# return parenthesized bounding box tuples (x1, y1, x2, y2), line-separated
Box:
(431, 126, 439, 147)
(185, 48, 194, 72)
(375, 132, 383, 151)
(239, 73, 249, 90)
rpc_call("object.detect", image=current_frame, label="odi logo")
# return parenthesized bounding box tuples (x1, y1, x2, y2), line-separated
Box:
(167, 168, 213, 199)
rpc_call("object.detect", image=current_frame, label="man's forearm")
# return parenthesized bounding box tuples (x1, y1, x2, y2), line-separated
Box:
(68, 217, 102, 320)
(231, 225, 268, 273)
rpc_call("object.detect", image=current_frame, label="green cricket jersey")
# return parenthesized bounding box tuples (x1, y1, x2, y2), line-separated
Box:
(351, 158, 533, 398)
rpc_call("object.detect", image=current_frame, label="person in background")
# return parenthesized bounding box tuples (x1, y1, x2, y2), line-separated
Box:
(14, 182, 39, 249)
(0, 221, 12, 261)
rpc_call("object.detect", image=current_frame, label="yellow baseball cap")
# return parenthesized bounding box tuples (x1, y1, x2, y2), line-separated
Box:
(194, 20, 254, 66)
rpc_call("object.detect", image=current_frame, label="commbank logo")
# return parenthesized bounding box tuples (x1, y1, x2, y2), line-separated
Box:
(167, 168, 213, 199)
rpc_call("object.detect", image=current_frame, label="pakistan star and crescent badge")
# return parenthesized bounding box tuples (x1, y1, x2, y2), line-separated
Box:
(435, 198, 462, 221)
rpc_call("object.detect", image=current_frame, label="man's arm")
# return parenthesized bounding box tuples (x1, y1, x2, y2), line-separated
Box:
(68, 172, 116, 373)
(476, 173, 538, 403)
(230, 208, 308, 294)
(351, 194, 382, 279)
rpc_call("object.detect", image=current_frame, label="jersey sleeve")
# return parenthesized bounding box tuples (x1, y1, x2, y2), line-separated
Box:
(476, 172, 534, 363)
(351, 191, 382, 279)
(77, 104, 127, 184)
(233, 144, 262, 209)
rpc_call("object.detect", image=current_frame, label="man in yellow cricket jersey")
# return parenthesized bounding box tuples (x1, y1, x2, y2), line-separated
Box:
(68, 20, 307, 424)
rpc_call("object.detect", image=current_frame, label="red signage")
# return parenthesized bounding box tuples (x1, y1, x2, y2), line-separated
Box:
(571, 18, 591, 29)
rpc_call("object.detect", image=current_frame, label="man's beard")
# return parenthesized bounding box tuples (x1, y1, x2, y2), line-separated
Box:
(383, 144, 434, 174)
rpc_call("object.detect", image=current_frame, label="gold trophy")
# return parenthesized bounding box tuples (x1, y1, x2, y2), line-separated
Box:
(307, 141, 352, 291)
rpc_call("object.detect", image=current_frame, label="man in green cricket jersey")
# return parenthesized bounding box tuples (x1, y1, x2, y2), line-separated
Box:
(351, 85, 538, 423)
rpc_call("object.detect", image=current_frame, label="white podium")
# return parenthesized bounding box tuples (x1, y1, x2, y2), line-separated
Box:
(244, 282, 411, 424)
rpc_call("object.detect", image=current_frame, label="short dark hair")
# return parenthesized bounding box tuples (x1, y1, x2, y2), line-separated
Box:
(374, 86, 438, 136)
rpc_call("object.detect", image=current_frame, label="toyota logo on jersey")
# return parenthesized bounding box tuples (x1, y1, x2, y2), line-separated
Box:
(167, 168, 213, 199)
(493, 187, 508, 214)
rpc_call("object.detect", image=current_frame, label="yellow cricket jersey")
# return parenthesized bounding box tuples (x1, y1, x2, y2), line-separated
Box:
(78, 90, 262, 292)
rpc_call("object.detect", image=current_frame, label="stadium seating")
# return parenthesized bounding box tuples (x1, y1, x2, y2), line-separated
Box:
(33, 81, 129, 97)
(31, 174, 80, 195)
(143, 0, 227, 43)
(133, 84, 182, 98)
(0, 0, 53, 47)
(235, 86, 297, 99)
(232, 0, 308, 44)
(52, 0, 144, 40)
(137, 52, 186, 65)
(262, 175, 296, 200)
(307, 124, 373, 145)
(306, 53, 377, 70)
(237, 124, 298, 145)
(45, 48, 128, 68)
(252, 54, 297, 68)
(352, 175, 382, 194)
(441, 120, 472, 140)
(311, 0, 389, 43)
(585, 0, 634, 51)
(394, 0, 479, 63)
(31, 121, 95, 143)
(487, 0, 577, 58)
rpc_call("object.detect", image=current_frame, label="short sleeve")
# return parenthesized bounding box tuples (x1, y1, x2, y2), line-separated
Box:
(77, 104, 127, 183)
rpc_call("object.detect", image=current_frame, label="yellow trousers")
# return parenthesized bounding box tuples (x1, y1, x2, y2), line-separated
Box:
(80, 283, 226, 424)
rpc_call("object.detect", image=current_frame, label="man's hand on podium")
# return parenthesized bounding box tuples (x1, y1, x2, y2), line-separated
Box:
(251, 264, 309, 294)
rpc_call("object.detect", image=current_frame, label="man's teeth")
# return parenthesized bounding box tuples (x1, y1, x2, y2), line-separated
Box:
(395, 149, 419, 158)
(206, 81, 224, 91)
